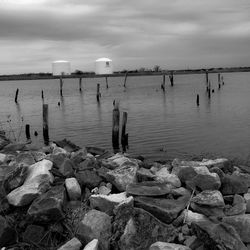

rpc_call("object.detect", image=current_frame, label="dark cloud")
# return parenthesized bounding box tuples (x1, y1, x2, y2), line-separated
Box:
(0, 0, 250, 74)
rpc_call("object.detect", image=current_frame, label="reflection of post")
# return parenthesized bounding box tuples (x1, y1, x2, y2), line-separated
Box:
(208, 81, 211, 99)
(205, 71, 209, 85)
(123, 72, 128, 87)
(25, 124, 31, 141)
(43, 104, 49, 145)
(105, 76, 109, 88)
(96, 84, 101, 102)
(169, 72, 174, 86)
(60, 76, 63, 96)
(15, 88, 19, 103)
(218, 73, 221, 84)
(112, 100, 120, 153)
(79, 78, 82, 92)
(121, 112, 128, 152)
(196, 94, 199, 106)
(161, 74, 165, 91)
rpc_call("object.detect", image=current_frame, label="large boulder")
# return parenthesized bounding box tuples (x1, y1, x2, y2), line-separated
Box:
(0, 215, 16, 247)
(65, 177, 81, 201)
(77, 209, 112, 250)
(222, 214, 250, 243)
(7, 159, 53, 206)
(221, 174, 248, 195)
(150, 242, 191, 250)
(28, 185, 65, 222)
(76, 170, 102, 190)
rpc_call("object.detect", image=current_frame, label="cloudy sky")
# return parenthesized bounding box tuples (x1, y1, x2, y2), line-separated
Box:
(0, 0, 250, 74)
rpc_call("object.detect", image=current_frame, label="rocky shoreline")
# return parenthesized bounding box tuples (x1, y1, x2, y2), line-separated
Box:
(1, 134, 250, 250)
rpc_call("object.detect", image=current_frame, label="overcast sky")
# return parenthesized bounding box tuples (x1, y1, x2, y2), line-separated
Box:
(0, 0, 250, 74)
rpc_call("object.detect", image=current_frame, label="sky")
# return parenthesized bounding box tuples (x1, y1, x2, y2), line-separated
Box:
(0, 0, 250, 74)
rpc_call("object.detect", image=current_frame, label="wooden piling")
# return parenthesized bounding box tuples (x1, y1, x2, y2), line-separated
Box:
(205, 71, 209, 85)
(123, 72, 128, 88)
(105, 77, 109, 89)
(15, 88, 19, 103)
(169, 72, 174, 86)
(121, 112, 128, 152)
(79, 78, 82, 92)
(196, 94, 199, 106)
(218, 73, 221, 84)
(25, 124, 31, 141)
(112, 100, 120, 152)
(218, 83, 221, 89)
(60, 76, 63, 96)
(96, 83, 101, 102)
(208, 81, 211, 99)
(161, 74, 166, 91)
(42, 104, 49, 145)
(41, 90, 44, 100)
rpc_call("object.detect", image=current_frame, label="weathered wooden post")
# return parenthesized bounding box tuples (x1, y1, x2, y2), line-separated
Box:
(79, 78, 82, 92)
(121, 112, 128, 152)
(208, 81, 211, 99)
(221, 76, 224, 85)
(218, 83, 221, 89)
(123, 72, 128, 88)
(169, 72, 174, 86)
(25, 124, 31, 141)
(205, 71, 209, 85)
(218, 73, 221, 84)
(161, 74, 166, 91)
(196, 94, 199, 106)
(60, 76, 63, 96)
(43, 104, 49, 145)
(105, 76, 109, 89)
(112, 100, 120, 152)
(41, 90, 44, 100)
(15, 88, 19, 103)
(96, 83, 101, 102)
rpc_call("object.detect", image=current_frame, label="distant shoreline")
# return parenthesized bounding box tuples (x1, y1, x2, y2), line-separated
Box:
(0, 66, 250, 81)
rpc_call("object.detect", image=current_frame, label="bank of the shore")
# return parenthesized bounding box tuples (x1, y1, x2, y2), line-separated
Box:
(1, 134, 250, 250)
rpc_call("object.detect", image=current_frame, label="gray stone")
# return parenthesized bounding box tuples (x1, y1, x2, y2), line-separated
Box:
(136, 167, 155, 182)
(59, 158, 75, 177)
(76, 170, 102, 189)
(224, 194, 246, 216)
(244, 193, 250, 213)
(16, 152, 35, 166)
(23, 225, 45, 244)
(192, 190, 225, 207)
(150, 242, 191, 250)
(0, 215, 16, 247)
(58, 237, 82, 250)
(65, 177, 81, 201)
(83, 239, 98, 250)
(221, 174, 248, 195)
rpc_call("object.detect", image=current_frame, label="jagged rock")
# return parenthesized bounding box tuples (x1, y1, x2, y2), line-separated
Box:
(2, 142, 28, 153)
(71, 148, 88, 165)
(28, 185, 65, 222)
(112, 206, 178, 250)
(78, 158, 98, 171)
(77, 209, 112, 250)
(232, 172, 250, 188)
(221, 174, 248, 195)
(48, 153, 66, 169)
(126, 181, 173, 196)
(134, 195, 189, 223)
(58, 237, 82, 250)
(54, 139, 81, 153)
(65, 177, 81, 201)
(209, 166, 225, 180)
(98, 185, 111, 195)
(222, 214, 250, 243)
(154, 167, 181, 187)
(76, 170, 102, 189)
(184, 210, 208, 225)
(0, 164, 17, 182)
(238, 165, 250, 175)
(7, 159, 53, 206)
(0, 153, 7, 163)
(52, 143, 68, 155)
(0, 215, 16, 247)
(224, 194, 246, 216)
(31, 151, 47, 162)
(244, 193, 250, 213)
(23, 225, 45, 244)
(107, 160, 138, 191)
(83, 239, 98, 250)
(89, 192, 130, 215)
(16, 152, 35, 167)
(136, 167, 155, 182)
(59, 158, 75, 177)
(149, 242, 191, 250)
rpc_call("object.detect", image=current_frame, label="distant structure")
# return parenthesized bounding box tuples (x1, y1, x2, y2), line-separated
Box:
(95, 58, 113, 75)
(52, 60, 71, 76)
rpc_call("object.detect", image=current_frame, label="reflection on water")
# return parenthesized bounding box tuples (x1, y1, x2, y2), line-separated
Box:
(0, 72, 250, 161)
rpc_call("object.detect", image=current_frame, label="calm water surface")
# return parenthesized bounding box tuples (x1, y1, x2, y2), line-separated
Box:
(0, 72, 250, 161)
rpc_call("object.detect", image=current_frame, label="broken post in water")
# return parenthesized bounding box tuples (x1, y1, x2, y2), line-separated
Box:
(196, 94, 200, 106)
(161, 74, 166, 91)
(123, 72, 128, 88)
(15, 88, 19, 103)
(60, 76, 63, 96)
(218, 73, 221, 84)
(112, 100, 120, 152)
(43, 104, 49, 145)
(25, 124, 31, 141)
(105, 76, 109, 89)
(208, 81, 211, 99)
(79, 78, 82, 92)
(169, 72, 174, 86)
(205, 71, 209, 86)
(41, 90, 44, 100)
(121, 111, 128, 152)
(96, 83, 101, 102)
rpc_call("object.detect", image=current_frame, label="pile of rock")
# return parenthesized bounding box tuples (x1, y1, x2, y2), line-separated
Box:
(1, 137, 250, 249)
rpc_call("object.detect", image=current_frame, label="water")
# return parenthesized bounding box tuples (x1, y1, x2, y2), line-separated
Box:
(0, 72, 250, 161)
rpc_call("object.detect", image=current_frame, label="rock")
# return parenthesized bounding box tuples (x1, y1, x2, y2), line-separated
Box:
(31, 151, 46, 162)
(78, 158, 98, 171)
(136, 167, 155, 182)
(70, 148, 88, 165)
(112, 206, 177, 250)
(222, 214, 250, 243)
(200, 158, 230, 171)
(89, 192, 130, 215)
(232, 172, 250, 188)
(126, 181, 173, 196)
(23, 225, 45, 244)
(28, 185, 65, 222)
(48, 153, 66, 169)
(83, 239, 98, 250)
(7, 159, 53, 206)
(77, 209, 112, 250)
(134, 195, 189, 223)
(58, 237, 82, 250)
(224, 194, 246, 216)
(209, 166, 225, 180)
(107, 158, 138, 191)
(0, 215, 16, 247)
(0, 133, 10, 151)
(54, 139, 81, 153)
(16, 152, 35, 166)
(221, 174, 248, 195)
(59, 158, 75, 177)
(76, 170, 102, 189)
(52, 144, 68, 155)
(149, 242, 191, 250)
(244, 193, 250, 213)
(238, 165, 250, 175)
(0, 153, 7, 163)
(154, 168, 181, 187)
(192, 190, 225, 207)
(65, 177, 81, 201)
(2, 142, 27, 153)
(98, 185, 111, 195)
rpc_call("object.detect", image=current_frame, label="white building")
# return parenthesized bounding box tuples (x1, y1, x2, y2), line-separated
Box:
(52, 60, 71, 76)
(95, 58, 113, 75)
